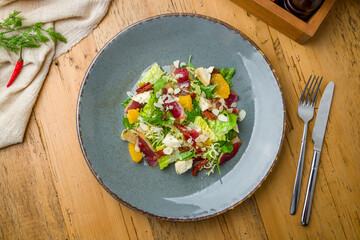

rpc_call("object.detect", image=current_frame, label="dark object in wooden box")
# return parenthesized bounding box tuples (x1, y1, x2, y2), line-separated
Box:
(231, 0, 336, 44)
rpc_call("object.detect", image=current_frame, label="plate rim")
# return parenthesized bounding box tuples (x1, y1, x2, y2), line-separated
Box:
(76, 12, 287, 222)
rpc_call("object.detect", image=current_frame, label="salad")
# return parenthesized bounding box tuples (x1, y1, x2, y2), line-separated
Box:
(121, 57, 246, 176)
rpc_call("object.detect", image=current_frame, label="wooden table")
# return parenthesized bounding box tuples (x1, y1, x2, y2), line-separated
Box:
(1, 0, 359, 239)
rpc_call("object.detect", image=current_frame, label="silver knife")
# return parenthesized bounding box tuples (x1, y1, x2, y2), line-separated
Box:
(301, 81, 335, 226)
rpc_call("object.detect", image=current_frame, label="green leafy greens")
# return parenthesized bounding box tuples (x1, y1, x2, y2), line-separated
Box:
(220, 68, 235, 87)
(185, 99, 202, 122)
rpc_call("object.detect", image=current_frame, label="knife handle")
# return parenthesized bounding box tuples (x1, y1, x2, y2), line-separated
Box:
(301, 150, 321, 226)
(290, 123, 308, 215)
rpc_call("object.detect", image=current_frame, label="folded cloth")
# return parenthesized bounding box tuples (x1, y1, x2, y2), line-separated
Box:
(0, 0, 111, 148)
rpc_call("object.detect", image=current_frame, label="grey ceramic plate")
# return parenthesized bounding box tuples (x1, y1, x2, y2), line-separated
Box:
(77, 13, 286, 221)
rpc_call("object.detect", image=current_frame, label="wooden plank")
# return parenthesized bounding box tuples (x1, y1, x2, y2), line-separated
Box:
(0, 115, 69, 240)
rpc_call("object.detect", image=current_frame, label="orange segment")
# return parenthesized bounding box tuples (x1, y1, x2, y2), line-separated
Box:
(210, 73, 230, 99)
(127, 108, 140, 124)
(129, 143, 143, 162)
(178, 95, 193, 111)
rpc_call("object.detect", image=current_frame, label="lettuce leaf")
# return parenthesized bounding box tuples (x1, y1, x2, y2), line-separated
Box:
(220, 68, 235, 87)
(194, 116, 217, 142)
(185, 99, 201, 122)
(208, 111, 237, 141)
(139, 94, 156, 118)
(153, 78, 167, 93)
(179, 151, 195, 161)
(158, 156, 171, 169)
(139, 63, 164, 85)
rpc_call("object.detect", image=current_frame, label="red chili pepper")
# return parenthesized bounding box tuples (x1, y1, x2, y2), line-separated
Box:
(192, 159, 209, 176)
(7, 48, 23, 88)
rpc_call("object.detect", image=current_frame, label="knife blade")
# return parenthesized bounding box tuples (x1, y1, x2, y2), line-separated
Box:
(301, 81, 334, 226)
(312, 81, 335, 151)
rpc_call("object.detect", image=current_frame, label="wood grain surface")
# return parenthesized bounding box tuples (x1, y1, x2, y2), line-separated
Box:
(1, 0, 359, 239)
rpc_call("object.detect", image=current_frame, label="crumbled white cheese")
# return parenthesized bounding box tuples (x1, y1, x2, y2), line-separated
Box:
(167, 87, 174, 94)
(132, 91, 152, 104)
(230, 102, 237, 108)
(227, 108, 233, 113)
(163, 147, 173, 155)
(201, 91, 207, 98)
(174, 88, 181, 94)
(175, 159, 193, 175)
(239, 109, 246, 122)
(207, 66, 214, 73)
(180, 62, 186, 68)
(218, 114, 228, 122)
(164, 97, 175, 104)
(173, 60, 180, 68)
(162, 133, 182, 148)
(195, 67, 211, 86)
(199, 96, 212, 111)
(211, 109, 220, 116)
(155, 89, 162, 98)
(154, 102, 163, 109)
(168, 105, 174, 110)
(187, 138, 194, 145)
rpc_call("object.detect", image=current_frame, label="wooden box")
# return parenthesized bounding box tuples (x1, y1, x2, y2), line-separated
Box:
(231, 0, 336, 44)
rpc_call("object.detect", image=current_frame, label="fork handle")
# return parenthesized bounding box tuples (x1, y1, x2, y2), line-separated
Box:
(290, 122, 308, 215)
(301, 150, 321, 226)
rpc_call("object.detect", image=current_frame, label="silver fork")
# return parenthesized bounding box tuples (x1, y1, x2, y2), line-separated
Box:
(290, 75, 322, 215)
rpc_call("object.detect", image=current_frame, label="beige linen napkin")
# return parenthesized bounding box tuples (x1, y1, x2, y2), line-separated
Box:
(0, 0, 111, 148)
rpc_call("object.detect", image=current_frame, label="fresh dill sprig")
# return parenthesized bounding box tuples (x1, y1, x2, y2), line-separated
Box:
(0, 11, 67, 54)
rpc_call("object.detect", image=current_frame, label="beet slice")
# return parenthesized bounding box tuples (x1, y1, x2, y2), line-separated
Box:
(218, 136, 242, 165)
(178, 79, 191, 89)
(137, 132, 158, 166)
(225, 91, 239, 108)
(164, 100, 185, 119)
(174, 68, 189, 82)
(124, 100, 145, 113)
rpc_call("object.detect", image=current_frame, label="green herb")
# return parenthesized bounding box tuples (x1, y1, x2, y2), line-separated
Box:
(122, 116, 134, 129)
(197, 80, 217, 99)
(185, 99, 202, 122)
(218, 141, 233, 153)
(226, 129, 238, 141)
(187, 55, 195, 69)
(0, 11, 67, 53)
(163, 126, 171, 136)
(153, 79, 167, 93)
(142, 108, 174, 126)
(216, 160, 221, 175)
(179, 151, 195, 161)
(220, 68, 235, 87)
(121, 98, 131, 108)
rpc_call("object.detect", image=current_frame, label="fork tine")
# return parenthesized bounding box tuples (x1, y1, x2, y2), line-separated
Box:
(305, 75, 315, 104)
(311, 76, 323, 106)
(309, 76, 319, 104)
(300, 75, 312, 103)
